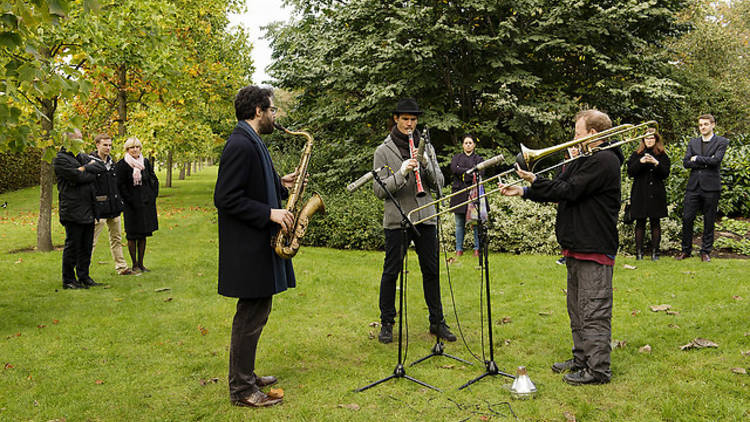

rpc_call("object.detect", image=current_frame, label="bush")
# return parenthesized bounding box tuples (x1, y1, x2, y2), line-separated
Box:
(302, 189, 385, 250)
(0, 149, 41, 193)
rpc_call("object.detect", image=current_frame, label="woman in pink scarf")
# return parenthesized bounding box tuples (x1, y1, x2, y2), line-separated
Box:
(115, 137, 159, 273)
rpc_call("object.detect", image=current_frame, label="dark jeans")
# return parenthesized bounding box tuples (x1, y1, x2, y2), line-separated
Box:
(228, 296, 273, 401)
(62, 222, 95, 284)
(566, 257, 613, 382)
(681, 189, 720, 255)
(379, 224, 444, 326)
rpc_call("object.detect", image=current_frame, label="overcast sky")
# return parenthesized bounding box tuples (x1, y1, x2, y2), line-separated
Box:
(228, 0, 292, 84)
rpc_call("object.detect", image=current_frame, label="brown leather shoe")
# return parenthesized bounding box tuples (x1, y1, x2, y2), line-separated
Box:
(674, 252, 690, 260)
(256, 375, 277, 387)
(232, 391, 282, 408)
(701, 253, 711, 262)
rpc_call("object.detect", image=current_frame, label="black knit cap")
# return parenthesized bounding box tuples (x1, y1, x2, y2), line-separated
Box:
(392, 98, 423, 115)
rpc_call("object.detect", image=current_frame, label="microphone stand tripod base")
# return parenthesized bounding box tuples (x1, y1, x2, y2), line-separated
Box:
(355, 364, 442, 393)
(458, 360, 515, 390)
(409, 341, 473, 367)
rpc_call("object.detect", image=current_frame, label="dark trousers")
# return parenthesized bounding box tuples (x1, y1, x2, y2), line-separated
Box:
(681, 189, 720, 254)
(61, 222, 95, 284)
(228, 296, 273, 401)
(379, 224, 444, 326)
(566, 257, 613, 381)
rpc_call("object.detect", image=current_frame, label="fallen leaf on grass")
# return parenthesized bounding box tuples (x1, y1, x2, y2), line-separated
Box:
(731, 368, 747, 375)
(14, 258, 22, 264)
(610, 340, 627, 349)
(268, 388, 284, 399)
(639, 345, 652, 353)
(368, 321, 380, 327)
(199, 378, 219, 386)
(163, 297, 173, 302)
(538, 311, 552, 316)
(741, 350, 750, 357)
(27, 374, 32, 380)
(561, 288, 567, 295)
(337, 403, 360, 411)
(368, 331, 375, 340)
(564, 411, 577, 421)
(33, 400, 38, 407)
(52, 319, 59, 324)
(623, 264, 637, 270)
(680, 338, 719, 350)
(649, 304, 671, 312)
(631, 310, 641, 316)
(666, 310, 680, 316)
(480, 416, 489, 421)
(95, 380, 104, 385)
(441, 364, 455, 369)
(504, 339, 512, 346)
(154, 287, 171, 292)
(446, 256, 456, 264)
(733, 296, 743, 301)
(198, 325, 208, 336)
(113, 298, 123, 302)
(498, 316, 512, 325)
(4, 363, 13, 369)
(668, 323, 680, 329)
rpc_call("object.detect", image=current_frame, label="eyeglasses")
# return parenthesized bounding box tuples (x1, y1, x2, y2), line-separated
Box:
(269, 106, 278, 115)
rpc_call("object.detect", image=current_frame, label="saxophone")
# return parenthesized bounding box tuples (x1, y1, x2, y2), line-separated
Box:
(271, 122, 325, 259)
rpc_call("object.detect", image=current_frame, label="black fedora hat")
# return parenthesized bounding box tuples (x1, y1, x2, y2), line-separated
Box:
(392, 98, 423, 115)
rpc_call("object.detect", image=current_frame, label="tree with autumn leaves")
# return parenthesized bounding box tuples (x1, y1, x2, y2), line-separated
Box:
(1, 0, 253, 251)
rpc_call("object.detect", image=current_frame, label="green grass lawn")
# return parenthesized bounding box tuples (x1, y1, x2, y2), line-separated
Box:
(1, 168, 748, 421)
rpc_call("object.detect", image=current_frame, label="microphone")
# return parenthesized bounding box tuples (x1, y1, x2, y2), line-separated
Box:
(466, 154, 505, 174)
(346, 166, 385, 192)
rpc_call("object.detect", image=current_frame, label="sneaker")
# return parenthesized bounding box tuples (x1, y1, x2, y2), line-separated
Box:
(473, 249, 479, 257)
(456, 250, 464, 257)
(378, 323, 393, 344)
(551, 359, 584, 373)
(563, 368, 609, 386)
(429, 321, 457, 342)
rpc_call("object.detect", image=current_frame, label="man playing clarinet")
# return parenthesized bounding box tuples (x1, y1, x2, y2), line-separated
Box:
(372, 98, 456, 344)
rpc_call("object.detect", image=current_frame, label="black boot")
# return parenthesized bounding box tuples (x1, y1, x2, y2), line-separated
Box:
(378, 323, 393, 344)
(651, 221, 661, 261)
(634, 220, 645, 260)
(651, 250, 659, 261)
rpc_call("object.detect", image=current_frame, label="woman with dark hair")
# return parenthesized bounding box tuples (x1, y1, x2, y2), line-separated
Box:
(449, 134, 483, 257)
(627, 129, 670, 260)
(116, 137, 159, 272)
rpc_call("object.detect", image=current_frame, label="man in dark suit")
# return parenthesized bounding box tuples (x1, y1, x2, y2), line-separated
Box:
(214, 85, 299, 408)
(676, 114, 729, 262)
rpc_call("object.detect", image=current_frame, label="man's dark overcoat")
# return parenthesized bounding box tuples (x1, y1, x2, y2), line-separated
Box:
(214, 126, 291, 299)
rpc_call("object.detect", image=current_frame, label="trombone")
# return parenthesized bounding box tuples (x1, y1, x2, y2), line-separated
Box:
(407, 121, 659, 225)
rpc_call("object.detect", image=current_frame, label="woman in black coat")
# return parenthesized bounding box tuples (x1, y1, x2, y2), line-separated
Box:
(627, 129, 670, 260)
(449, 134, 483, 257)
(116, 137, 159, 272)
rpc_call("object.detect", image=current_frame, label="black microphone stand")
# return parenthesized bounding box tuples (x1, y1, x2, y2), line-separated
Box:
(409, 127, 472, 368)
(458, 173, 515, 390)
(356, 170, 440, 393)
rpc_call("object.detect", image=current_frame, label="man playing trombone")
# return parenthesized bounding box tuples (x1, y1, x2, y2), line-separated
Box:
(499, 109, 624, 386)
(372, 98, 456, 344)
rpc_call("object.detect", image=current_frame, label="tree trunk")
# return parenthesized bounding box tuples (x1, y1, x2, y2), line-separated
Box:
(36, 98, 57, 252)
(186, 161, 191, 177)
(166, 150, 173, 188)
(193, 161, 197, 173)
(116, 64, 128, 138)
(179, 162, 186, 180)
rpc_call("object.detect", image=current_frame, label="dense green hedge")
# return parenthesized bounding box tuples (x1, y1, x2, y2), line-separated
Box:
(294, 133, 748, 254)
(0, 149, 41, 194)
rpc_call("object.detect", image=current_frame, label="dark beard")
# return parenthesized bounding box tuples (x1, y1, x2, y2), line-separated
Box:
(258, 114, 275, 134)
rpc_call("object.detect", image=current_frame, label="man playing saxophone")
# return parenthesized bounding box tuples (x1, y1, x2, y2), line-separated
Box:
(214, 85, 300, 407)
(372, 98, 456, 344)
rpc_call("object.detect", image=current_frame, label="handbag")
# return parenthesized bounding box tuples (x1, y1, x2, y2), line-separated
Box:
(466, 173, 488, 224)
(623, 201, 634, 225)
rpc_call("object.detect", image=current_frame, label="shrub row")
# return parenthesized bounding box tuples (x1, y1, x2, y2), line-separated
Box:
(0, 149, 41, 194)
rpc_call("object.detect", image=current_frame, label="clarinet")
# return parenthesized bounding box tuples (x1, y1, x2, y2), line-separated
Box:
(409, 130, 427, 198)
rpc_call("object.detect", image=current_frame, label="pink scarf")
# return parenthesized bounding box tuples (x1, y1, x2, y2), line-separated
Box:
(124, 153, 145, 186)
